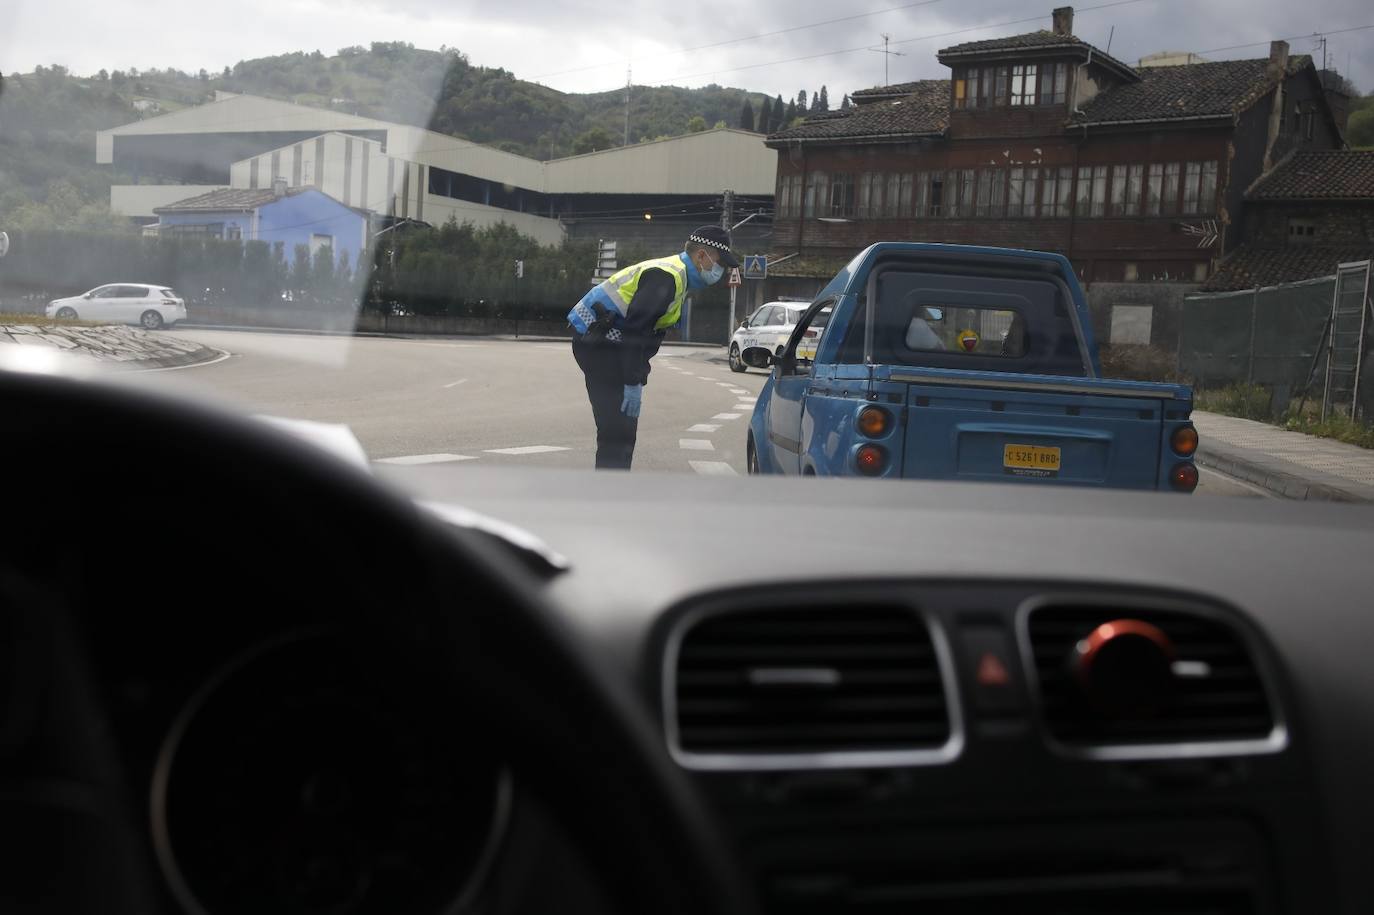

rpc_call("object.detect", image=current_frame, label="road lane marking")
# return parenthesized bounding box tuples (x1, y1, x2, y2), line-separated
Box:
(712, 413, 742, 420)
(687, 424, 722, 433)
(376, 453, 477, 465)
(728, 388, 749, 394)
(679, 439, 715, 451)
(484, 445, 571, 455)
(690, 460, 738, 476)
(443, 378, 468, 388)
(716, 382, 734, 387)
(733, 403, 755, 411)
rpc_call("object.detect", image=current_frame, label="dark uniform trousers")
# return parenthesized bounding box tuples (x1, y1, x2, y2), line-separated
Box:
(572, 334, 637, 470)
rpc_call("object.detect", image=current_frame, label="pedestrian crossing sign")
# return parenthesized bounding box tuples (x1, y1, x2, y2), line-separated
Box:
(743, 255, 767, 280)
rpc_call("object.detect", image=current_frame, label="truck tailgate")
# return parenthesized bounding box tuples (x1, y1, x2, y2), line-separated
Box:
(901, 381, 1170, 489)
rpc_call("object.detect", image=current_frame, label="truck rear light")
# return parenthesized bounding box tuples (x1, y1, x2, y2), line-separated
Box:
(1169, 462, 1199, 492)
(1170, 425, 1198, 457)
(856, 406, 891, 438)
(855, 445, 887, 476)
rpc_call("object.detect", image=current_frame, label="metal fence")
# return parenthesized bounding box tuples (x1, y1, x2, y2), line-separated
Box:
(1180, 276, 1337, 396)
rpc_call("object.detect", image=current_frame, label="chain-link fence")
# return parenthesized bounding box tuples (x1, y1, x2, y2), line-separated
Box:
(1180, 276, 1339, 400)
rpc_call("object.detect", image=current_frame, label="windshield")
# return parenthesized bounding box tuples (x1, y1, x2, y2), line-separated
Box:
(1, 2, 1370, 501)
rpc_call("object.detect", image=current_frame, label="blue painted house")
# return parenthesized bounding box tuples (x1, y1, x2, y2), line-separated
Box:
(154, 183, 369, 269)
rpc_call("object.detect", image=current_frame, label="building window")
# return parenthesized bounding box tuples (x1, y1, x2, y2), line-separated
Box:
(1010, 64, 1038, 106)
(1039, 63, 1068, 105)
(1182, 162, 1202, 214)
(1199, 161, 1217, 214)
(1303, 107, 1315, 141)
(953, 68, 968, 109)
(249, 158, 259, 189)
(1161, 162, 1181, 216)
(225, 225, 242, 241)
(1193, 262, 1209, 283)
(1124, 164, 1143, 216)
(1124, 262, 1138, 282)
(858, 173, 877, 218)
(1008, 167, 1038, 216)
(975, 168, 1005, 217)
(828, 173, 856, 217)
(993, 66, 1010, 106)
(1041, 166, 1073, 218)
(947, 168, 976, 218)
(894, 173, 913, 217)
(804, 171, 827, 217)
(1075, 165, 1108, 218)
(1145, 163, 1163, 216)
(309, 233, 334, 255)
(916, 171, 942, 217)
(1108, 165, 1128, 216)
(778, 174, 803, 217)
(1287, 218, 1317, 243)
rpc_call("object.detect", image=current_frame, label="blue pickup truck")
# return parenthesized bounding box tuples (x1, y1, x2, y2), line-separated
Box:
(746, 243, 1199, 492)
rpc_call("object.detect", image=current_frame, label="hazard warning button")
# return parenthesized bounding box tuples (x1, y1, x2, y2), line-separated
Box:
(959, 625, 1026, 714)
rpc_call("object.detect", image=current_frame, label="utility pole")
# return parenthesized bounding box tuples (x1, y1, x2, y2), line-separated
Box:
(867, 33, 906, 87)
(623, 66, 631, 147)
(722, 189, 736, 340)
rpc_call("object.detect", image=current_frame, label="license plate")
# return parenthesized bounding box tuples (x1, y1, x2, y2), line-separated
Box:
(1003, 444, 1061, 477)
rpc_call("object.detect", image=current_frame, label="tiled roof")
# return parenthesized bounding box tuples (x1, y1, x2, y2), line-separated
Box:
(1248, 150, 1374, 200)
(850, 81, 926, 101)
(1075, 55, 1311, 126)
(938, 30, 1137, 78)
(766, 80, 948, 144)
(154, 187, 302, 212)
(1200, 243, 1373, 292)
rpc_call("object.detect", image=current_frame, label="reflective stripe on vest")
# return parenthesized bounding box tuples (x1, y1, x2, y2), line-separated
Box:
(567, 255, 688, 335)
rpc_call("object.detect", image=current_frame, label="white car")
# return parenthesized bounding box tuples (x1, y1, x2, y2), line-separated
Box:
(47, 283, 187, 330)
(728, 301, 810, 373)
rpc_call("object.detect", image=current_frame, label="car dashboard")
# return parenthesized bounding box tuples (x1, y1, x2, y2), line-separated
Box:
(384, 463, 1372, 915)
(1, 362, 1371, 915)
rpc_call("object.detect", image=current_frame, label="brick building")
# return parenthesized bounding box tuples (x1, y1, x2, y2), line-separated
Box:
(1201, 149, 1374, 291)
(762, 6, 1344, 298)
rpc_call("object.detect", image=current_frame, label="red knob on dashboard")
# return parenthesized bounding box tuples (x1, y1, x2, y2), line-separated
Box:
(1073, 618, 1176, 716)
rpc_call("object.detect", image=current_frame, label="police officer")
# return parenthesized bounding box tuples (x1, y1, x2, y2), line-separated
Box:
(568, 225, 739, 470)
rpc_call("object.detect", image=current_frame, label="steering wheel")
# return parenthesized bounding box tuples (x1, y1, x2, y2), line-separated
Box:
(0, 360, 755, 915)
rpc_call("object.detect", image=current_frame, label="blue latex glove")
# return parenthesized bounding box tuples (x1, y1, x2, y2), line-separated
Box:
(620, 384, 643, 418)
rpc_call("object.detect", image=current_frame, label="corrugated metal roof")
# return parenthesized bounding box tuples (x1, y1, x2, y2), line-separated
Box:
(154, 187, 300, 212)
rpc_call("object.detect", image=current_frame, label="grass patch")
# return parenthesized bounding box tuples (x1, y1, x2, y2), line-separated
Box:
(1282, 412, 1374, 449)
(1196, 383, 1374, 450)
(1194, 384, 1275, 421)
(0, 313, 104, 328)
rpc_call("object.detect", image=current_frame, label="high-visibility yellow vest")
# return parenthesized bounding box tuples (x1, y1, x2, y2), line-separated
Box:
(568, 254, 688, 335)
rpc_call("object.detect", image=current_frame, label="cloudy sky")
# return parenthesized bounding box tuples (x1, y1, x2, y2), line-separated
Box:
(3, 0, 1371, 101)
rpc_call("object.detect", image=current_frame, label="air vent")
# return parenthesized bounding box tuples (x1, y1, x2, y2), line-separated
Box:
(1025, 604, 1281, 755)
(668, 605, 956, 769)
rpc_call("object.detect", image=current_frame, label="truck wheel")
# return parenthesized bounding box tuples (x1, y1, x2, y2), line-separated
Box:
(729, 344, 745, 373)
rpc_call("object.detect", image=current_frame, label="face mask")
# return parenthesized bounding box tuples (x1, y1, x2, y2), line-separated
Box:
(699, 256, 725, 285)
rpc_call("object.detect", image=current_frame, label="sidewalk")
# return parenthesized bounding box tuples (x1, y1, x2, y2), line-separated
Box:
(1192, 411, 1374, 503)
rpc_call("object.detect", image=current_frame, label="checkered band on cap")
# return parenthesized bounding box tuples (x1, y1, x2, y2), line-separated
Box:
(689, 234, 731, 252)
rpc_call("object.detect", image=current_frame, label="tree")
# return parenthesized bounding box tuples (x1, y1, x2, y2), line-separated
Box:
(222, 66, 231, 79)
(818, 85, 830, 111)
(841, 94, 852, 110)
(571, 126, 613, 154)
(811, 91, 820, 110)
(755, 96, 771, 132)
(784, 99, 798, 127)
(797, 90, 808, 113)
(712, 119, 726, 129)
(739, 98, 755, 131)
(686, 115, 708, 133)
(96, 69, 109, 82)
(198, 69, 209, 82)
(772, 94, 786, 131)
(1348, 100, 1374, 149)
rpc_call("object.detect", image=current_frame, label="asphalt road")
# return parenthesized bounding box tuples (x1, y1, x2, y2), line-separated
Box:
(142, 329, 1264, 496)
